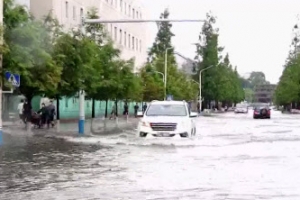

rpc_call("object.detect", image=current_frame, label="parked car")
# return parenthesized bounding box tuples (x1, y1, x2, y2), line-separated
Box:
(136, 110, 143, 117)
(253, 106, 271, 119)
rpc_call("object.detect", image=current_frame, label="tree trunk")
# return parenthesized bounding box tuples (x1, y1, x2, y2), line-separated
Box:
(105, 99, 108, 118)
(91, 98, 95, 118)
(115, 100, 118, 117)
(56, 95, 60, 120)
(25, 95, 33, 131)
(55, 95, 60, 132)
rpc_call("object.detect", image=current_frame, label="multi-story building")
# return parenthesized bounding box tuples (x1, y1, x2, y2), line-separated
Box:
(14, 0, 30, 8)
(29, 0, 149, 71)
(254, 84, 277, 103)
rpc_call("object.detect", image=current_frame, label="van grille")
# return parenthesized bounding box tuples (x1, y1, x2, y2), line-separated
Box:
(150, 123, 177, 131)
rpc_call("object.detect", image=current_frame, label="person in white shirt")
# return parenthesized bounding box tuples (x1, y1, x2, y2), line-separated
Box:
(17, 99, 25, 124)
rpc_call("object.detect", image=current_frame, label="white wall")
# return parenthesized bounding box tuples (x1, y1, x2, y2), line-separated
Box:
(30, 0, 150, 72)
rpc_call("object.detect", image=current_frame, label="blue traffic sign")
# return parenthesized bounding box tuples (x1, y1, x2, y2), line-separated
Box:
(5, 71, 20, 87)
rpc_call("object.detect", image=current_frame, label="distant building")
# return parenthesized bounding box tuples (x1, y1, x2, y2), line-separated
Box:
(175, 54, 195, 75)
(15, 0, 30, 8)
(181, 60, 195, 75)
(254, 84, 277, 103)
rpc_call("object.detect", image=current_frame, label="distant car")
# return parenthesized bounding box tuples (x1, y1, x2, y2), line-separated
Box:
(253, 107, 271, 119)
(234, 104, 248, 113)
(136, 110, 143, 117)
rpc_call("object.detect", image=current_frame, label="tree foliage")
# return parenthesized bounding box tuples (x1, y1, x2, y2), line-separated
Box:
(194, 13, 244, 108)
(141, 9, 198, 101)
(3, 0, 62, 100)
(3, 1, 143, 105)
(274, 20, 300, 107)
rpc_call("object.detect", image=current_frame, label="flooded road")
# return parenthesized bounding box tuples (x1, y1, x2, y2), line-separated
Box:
(1, 111, 300, 199)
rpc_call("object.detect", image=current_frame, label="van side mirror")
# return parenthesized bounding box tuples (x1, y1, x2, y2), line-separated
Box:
(190, 112, 198, 118)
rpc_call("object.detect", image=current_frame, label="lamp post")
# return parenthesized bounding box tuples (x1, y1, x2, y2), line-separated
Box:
(199, 65, 214, 112)
(153, 71, 165, 82)
(164, 47, 173, 100)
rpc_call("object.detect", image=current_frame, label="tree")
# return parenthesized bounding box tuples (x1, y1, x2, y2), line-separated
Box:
(194, 13, 244, 109)
(274, 20, 300, 108)
(3, 1, 62, 102)
(139, 63, 164, 101)
(143, 8, 198, 101)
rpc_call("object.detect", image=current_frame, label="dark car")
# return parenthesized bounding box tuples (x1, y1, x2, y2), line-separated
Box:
(253, 107, 271, 119)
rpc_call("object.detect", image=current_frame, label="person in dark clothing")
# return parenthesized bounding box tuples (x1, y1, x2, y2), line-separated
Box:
(197, 102, 200, 113)
(37, 103, 48, 126)
(142, 103, 147, 114)
(134, 103, 139, 118)
(46, 100, 56, 128)
(23, 99, 32, 124)
(123, 102, 129, 116)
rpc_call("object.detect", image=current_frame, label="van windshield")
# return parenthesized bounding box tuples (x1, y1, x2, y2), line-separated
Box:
(146, 104, 187, 116)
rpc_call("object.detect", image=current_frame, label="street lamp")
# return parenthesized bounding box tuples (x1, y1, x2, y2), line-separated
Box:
(164, 47, 173, 100)
(199, 65, 214, 112)
(153, 71, 165, 82)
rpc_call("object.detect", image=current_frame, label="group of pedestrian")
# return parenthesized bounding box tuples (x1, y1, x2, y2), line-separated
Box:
(109, 102, 148, 119)
(17, 99, 56, 128)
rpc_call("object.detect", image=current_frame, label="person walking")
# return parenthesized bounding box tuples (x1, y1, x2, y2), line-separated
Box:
(17, 99, 25, 124)
(134, 103, 139, 118)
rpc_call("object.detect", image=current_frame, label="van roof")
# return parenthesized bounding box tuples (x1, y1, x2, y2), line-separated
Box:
(150, 100, 186, 105)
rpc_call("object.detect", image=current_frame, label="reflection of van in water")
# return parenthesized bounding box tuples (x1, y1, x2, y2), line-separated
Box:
(234, 103, 248, 113)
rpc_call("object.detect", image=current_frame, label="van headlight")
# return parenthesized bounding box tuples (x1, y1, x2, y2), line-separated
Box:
(141, 121, 150, 127)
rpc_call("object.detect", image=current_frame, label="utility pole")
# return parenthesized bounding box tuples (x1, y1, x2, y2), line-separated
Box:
(0, 0, 3, 145)
(164, 47, 172, 100)
(199, 65, 214, 112)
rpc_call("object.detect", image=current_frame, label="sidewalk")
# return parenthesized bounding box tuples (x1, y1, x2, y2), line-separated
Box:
(2, 117, 140, 137)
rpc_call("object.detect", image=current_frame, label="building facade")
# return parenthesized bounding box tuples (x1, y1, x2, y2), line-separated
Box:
(254, 84, 277, 103)
(29, 0, 149, 71)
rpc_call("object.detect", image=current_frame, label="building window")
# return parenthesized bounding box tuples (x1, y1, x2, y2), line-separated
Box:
(73, 6, 76, 19)
(119, 29, 122, 44)
(136, 38, 138, 50)
(114, 27, 117, 40)
(133, 8, 135, 18)
(128, 34, 130, 48)
(80, 8, 83, 18)
(139, 40, 142, 52)
(65, 1, 68, 18)
(110, 24, 113, 34)
(124, 31, 127, 46)
(140, 12, 142, 19)
(120, 0, 122, 11)
(136, 11, 138, 18)
(124, 3, 126, 14)
(128, 5, 131, 16)
(132, 36, 134, 49)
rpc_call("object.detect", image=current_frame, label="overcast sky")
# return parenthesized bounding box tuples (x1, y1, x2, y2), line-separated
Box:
(141, 0, 300, 83)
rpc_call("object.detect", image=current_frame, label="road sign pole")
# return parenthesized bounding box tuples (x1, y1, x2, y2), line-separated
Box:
(78, 90, 85, 135)
(0, 0, 3, 146)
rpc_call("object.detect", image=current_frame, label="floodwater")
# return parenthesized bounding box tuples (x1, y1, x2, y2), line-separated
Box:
(1, 111, 300, 199)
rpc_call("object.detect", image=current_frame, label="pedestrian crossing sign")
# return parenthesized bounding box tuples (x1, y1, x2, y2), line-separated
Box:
(5, 71, 20, 87)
